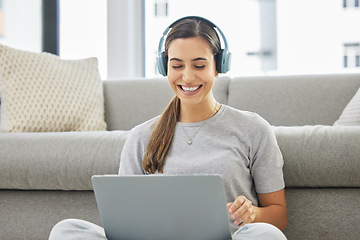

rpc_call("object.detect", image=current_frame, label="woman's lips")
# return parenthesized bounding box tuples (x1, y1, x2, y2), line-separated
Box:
(178, 85, 202, 95)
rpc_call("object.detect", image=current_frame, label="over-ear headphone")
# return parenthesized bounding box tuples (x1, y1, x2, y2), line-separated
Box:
(156, 16, 231, 76)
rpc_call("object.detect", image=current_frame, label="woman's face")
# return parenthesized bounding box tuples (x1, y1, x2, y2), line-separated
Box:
(167, 37, 218, 107)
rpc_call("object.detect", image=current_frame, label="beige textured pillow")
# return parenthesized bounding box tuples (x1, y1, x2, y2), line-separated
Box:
(334, 86, 360, 126)
(0, 44, 107, 132)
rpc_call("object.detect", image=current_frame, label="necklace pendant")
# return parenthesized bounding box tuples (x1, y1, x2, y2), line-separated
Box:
(187, 139, 192, 145)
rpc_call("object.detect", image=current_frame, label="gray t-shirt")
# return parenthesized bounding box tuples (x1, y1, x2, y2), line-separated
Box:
(119, 104, 285, 233)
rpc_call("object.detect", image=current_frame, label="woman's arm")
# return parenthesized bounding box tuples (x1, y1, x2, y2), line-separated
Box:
(118, 127, 146, 175)
(227, 188, 287, 231)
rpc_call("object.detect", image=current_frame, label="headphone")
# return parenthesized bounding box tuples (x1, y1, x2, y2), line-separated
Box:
(156, 16, 231, 76)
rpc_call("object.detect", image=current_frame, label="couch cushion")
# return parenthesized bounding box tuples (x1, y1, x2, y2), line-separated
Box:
(334, 86, 360, 126)
(0, 190, 101, 240)
(0, 131, 128, 190)
(0, 44, 107, 132)
(228, 74, 360, 126)
(284, 188, 360, 240)
(274, 125, 360, 187)
(103, 76, 230, 131)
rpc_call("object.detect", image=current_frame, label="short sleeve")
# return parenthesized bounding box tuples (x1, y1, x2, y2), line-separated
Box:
(118, 126, 147, 175)
(249, 115, 285, 194)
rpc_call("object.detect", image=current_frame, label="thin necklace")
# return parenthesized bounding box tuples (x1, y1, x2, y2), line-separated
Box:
(180, 102, 219, 145)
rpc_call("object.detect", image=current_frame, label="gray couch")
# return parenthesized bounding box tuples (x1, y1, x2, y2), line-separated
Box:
(1, 73, 359, 240)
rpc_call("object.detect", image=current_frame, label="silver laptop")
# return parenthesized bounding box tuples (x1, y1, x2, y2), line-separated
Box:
(91, 174, 232, 240)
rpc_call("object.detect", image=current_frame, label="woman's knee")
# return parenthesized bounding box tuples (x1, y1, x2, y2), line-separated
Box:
(51, 219, 87, 232)
(49, 219, 106, 240)
(233, 222, 287, 240)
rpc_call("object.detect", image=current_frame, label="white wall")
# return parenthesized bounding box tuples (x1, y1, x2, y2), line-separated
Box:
(277, 0, 360, 74)
(146, 0, 360, 77)
(60, 0, 107, 79)
(1, 0, 358, 79)
(0, 0, 145, 79)
(60, 0, 145, 79)
(0, 0, 42, 52)
(107, 0, 144, 79)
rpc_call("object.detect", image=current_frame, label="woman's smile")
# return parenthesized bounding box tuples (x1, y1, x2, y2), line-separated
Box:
(178, 85, 203, 95)
(167, 37, 218, 106)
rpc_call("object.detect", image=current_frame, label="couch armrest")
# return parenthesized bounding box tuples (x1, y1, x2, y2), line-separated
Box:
(0, 131, 128, 190)
(274, 126, 360, 188)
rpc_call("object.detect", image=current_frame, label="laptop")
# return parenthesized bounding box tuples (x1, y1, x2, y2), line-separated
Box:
(91, 174, 233, 240)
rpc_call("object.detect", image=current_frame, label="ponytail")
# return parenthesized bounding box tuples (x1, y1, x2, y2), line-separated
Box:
(142, 96, 180, 174)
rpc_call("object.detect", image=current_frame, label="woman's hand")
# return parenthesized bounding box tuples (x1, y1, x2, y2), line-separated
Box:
(227, 195, 256, 227)
(227, 189, 287, 231)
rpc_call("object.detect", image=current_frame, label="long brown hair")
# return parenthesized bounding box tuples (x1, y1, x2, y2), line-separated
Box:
(142, 18, 221, 174)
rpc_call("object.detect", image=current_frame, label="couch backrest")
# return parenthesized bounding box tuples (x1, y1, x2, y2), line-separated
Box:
(2, 74, 359, 130)
(103, 77, 230, 130)
(227, 73, 360, 126)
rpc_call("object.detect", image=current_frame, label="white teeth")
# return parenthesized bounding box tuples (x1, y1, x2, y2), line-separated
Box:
(182, 86, 201, 92)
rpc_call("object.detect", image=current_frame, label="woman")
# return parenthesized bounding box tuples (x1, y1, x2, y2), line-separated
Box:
(49, 16, 287, 240)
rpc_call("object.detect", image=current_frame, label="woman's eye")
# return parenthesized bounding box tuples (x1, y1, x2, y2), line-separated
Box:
(172, 65, 183, 69)
(194, 65, 205, 69)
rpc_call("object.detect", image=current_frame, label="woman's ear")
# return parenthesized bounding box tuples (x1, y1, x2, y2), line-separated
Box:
(214, 63, 219, 77)
(213, 57, 219, 77)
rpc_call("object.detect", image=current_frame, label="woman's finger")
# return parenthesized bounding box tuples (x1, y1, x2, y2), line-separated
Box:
(231, 196, 251, 218)
(234, 206, 254, 225)
(230, 196, 255, 225)
(228, 196, 246, 214)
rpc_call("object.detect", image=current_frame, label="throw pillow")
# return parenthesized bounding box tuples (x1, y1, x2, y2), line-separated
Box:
(0, 44, 107, 132)
(333, 86, 360, 126)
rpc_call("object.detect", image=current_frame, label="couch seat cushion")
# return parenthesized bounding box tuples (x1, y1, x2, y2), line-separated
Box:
(0, 131, 128, 190)
(274, 125, 360, 187)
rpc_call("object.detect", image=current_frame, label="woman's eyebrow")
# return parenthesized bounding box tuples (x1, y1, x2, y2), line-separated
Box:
(169, 58, 183, 62)
(192, 57, 208, 61)
(169, 57, 208, 62)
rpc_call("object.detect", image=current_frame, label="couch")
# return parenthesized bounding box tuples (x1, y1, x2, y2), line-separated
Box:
(0, 73, 359, 240)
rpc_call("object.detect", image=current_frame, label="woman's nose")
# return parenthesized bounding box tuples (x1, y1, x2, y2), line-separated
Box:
(182, 68, 195, 83)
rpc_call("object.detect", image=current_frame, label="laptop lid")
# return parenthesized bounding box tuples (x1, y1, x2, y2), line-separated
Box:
(91, 174, 232, 240)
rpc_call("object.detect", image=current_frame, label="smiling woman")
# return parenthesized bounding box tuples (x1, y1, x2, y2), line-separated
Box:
(139, 16, 287, 237)
(49, 16, 287, 240)
(167, 37, 218, 111)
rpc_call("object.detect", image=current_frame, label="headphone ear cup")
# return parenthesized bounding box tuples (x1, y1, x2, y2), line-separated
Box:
(222, 50, 231, 73)
(156, 51, 167, 76)
(216, 49, 231, 73)
(216, 50, 223, 73)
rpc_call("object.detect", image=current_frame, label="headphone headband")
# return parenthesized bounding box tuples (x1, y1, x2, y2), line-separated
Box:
(156, 16, 231, 76)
